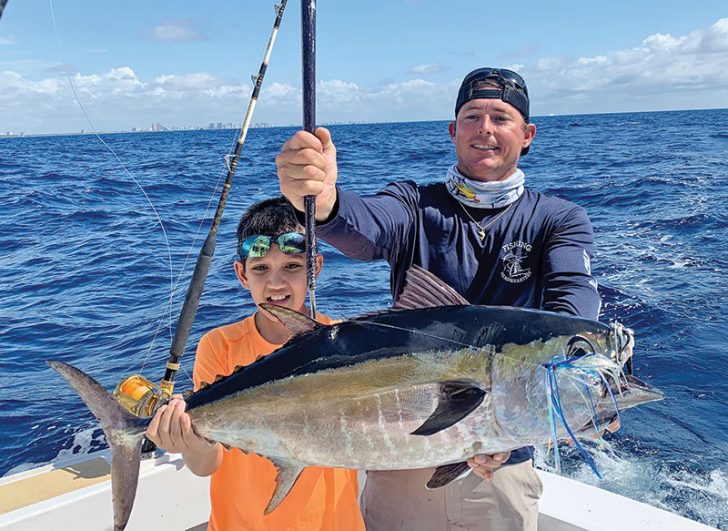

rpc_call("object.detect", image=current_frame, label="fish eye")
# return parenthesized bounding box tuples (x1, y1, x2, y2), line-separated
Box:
(566, 335, 596, 358)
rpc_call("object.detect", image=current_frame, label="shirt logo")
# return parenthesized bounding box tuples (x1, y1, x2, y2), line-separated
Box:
(501, 240, 532, 283)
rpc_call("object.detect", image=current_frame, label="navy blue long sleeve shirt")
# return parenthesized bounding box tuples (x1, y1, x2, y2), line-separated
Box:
(307, 179, 602, 463)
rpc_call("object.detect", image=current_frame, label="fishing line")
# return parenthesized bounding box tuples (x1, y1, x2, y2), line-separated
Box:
(352, 320, 494, 352)
(48, 1, 261, 385)
(48, 0, 176, 360)
(156, 0, 290, 398)
(140, 148, 231, 380)
(141, 124, 250, 380)
(140, 115, 246, 377)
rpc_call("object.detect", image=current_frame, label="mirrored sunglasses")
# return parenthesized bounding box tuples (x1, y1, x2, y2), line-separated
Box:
(466, 67, 528, 94)
(238, 232, 306, 260)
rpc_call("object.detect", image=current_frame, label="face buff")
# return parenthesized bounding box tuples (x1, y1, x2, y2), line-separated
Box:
(445, 164, 525, 209)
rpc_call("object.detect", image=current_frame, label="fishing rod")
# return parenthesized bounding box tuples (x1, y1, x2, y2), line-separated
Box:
(114, 0, 289, 416)
(301, 0, 318, 319)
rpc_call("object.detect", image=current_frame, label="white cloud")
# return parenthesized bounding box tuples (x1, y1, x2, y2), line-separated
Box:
(0, 66, 253, 133)
(0, 71, 61, 99)
(318, 79, 360, 104)
(150, 20, 205, 42)
(155, 73, 218, 92)
(0, 36, 14, 45)
(409, 64, 442, 75)
(528, 18, 728, 114)
(2, 19, 726, 134)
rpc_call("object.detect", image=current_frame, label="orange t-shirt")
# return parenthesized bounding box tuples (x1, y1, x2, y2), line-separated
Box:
(193, 314, 365, 531)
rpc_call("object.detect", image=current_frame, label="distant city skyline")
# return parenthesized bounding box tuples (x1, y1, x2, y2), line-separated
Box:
(0, 121, 248, 137)
(0, 118, 386, 137)
(1, 1, 727, 135)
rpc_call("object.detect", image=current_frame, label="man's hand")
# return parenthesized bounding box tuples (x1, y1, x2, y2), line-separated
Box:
(467, 452, 511, 481)
(276, 127, 338, 220)
(146, 396, 214, 455)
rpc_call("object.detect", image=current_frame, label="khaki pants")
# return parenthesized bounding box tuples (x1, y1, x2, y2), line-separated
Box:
(361, 460, 542, 531)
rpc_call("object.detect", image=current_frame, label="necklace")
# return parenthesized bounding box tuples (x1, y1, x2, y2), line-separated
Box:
(457, 200, 515, 241)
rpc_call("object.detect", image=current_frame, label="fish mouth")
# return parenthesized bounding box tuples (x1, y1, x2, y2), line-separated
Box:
(611, 374, 664, 403)
(577, 374, 664, 435)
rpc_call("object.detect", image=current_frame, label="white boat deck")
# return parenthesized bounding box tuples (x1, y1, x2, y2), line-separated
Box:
(0, 451, 716, 531)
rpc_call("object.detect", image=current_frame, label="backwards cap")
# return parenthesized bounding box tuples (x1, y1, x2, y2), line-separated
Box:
(455, 68, 530, 121)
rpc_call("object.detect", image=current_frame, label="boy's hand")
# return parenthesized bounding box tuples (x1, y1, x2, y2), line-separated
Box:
(146, 396, 214, 455)
(467, 452, 511, 481)
(276, 127, 338, 220)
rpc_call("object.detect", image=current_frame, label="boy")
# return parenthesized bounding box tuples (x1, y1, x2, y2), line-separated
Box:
(146, 197, 364, 531)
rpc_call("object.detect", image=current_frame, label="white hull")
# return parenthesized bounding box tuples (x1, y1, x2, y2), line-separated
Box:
(0, 451, 715, 531)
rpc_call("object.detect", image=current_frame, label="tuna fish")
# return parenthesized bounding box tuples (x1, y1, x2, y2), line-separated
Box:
(48, 266, 663, 531)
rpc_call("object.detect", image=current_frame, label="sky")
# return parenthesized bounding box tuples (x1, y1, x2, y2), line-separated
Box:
(0, 0, 727, 135)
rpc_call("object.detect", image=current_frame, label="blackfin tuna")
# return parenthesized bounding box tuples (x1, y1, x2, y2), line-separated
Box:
(48, 266, 663, 530)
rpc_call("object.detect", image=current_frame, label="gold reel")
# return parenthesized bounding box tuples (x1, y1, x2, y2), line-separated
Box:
(113, 374, 170, 417)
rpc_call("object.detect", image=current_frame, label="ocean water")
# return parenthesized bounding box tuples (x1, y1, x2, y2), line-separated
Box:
(1, 109, 726, 528)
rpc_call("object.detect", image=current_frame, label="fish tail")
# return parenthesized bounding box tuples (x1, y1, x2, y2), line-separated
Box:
(47, 360, 147, 531)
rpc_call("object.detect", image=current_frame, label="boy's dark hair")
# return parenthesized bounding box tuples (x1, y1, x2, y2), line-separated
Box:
(236, 196, 303, 246)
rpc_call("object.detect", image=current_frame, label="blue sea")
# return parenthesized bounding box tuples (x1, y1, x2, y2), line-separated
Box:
(1, 110, 727, 528)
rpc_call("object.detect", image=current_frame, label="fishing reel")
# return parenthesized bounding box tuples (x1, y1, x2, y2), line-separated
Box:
(113, 374, 171, 417)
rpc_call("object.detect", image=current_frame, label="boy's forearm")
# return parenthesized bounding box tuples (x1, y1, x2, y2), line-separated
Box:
(182, 443, 223, 477)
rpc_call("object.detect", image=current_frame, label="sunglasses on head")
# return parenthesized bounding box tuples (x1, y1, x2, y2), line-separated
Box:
(238, 232, 306, 260)
(466, 68, 528, 94)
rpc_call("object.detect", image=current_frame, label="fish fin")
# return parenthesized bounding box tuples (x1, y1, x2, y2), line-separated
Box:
(265, 458, 305, 514)
(393, 265, 469, 310)
(259, 303, 322, 337)
(47, 361, 147, 531)
(426, 462, 472, 489)
(411, 380, 486, 436)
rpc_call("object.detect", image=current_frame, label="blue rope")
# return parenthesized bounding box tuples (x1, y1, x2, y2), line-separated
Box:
(544, 356, 604, 479)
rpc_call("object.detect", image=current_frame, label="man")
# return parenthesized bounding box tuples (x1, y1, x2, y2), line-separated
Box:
(276, 68, 601, 530)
